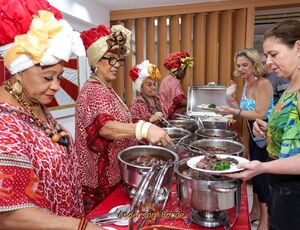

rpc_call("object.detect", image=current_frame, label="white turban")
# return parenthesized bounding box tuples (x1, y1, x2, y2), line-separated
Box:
(3, 10, 86, 74)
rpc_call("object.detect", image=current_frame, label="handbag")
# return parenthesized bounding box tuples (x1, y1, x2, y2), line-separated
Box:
(246, 120, 267, 148)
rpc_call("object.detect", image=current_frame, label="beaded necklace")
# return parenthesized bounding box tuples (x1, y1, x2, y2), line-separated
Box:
(4, 81, 70, 146)
(90, 73, 129, 110)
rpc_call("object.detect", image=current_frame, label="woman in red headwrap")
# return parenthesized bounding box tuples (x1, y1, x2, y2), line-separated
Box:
(77, 26, 172, 214)
(158, 52, 193, 119)
(0, 0, 103, 229)
(129, 60, 166, 127)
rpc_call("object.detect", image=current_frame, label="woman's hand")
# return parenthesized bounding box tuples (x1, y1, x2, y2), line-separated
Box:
(147, 124, 173, 146)
(253, 119, 267, 137)
(149, 112, 164, 123)
(226, 80, 237, 97)
(218, 106, 233, 115)
(222, 160, 264, 181)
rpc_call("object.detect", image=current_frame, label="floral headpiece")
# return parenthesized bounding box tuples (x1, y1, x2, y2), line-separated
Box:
(3, 10, 85, 74)
(129, 60, 161, 92)
(163, 51, 194, 75)
(81, 24, 132, 67)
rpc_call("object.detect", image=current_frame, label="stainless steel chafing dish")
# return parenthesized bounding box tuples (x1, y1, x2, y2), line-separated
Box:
(186, 83, 231, 130)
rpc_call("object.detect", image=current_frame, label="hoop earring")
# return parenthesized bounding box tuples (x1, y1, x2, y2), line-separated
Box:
(11, 80, 23, 96)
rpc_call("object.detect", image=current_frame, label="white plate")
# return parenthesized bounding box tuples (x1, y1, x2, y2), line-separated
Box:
(197, 104, 220, 111)
(103, 227, 117, 230)
(187, 154, 249, 174)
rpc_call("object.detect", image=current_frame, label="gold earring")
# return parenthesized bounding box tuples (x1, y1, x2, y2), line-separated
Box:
(11, 80, 22, 96)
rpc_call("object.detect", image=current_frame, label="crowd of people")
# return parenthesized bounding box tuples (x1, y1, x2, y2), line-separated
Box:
(0, 0, 300, 230)
(225, 19, 300, 230)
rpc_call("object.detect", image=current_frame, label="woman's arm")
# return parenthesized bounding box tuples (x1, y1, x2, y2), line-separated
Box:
(0, 207, 103, 230)
(99, 121, 172, 146)
(220, 79, 273, 120)
(224, 155, 300, 181)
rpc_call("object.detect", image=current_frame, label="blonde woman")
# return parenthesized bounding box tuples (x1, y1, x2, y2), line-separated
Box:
(219, 48, 274, 230)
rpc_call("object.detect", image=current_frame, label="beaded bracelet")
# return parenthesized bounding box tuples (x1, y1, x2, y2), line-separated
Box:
(77, 218, 89, 230)
(135, 120, 145, 140)
(141, 122, 152, 139)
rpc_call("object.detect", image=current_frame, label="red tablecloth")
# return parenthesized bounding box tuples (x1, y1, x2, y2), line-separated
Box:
(88, 182, 250, 230)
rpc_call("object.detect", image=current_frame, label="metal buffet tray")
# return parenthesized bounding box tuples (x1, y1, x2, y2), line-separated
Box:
(186, 83, 231, 129)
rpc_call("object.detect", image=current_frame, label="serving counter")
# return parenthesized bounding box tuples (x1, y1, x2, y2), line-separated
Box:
(88, 182, 250, 230)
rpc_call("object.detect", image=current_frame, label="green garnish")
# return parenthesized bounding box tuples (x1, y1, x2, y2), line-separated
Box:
(213, 160, 230, 170)
(208, 103, 217, 108)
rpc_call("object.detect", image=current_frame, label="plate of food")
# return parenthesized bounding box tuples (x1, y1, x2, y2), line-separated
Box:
(187, 154, 249, 174)
(196, 103, 220, 111)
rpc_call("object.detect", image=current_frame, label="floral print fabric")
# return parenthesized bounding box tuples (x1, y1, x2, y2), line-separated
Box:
(267, 90, 300, 159)
(75, 80, 137, 214)
(0, 103, 83, 217)
(240, 83, 274, 119)
(158, 74, 186, 118)
(130, 95, 165, 126)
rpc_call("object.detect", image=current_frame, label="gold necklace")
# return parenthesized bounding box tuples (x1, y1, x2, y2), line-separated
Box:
(4, 81, 70, 146)
(90, 73, 129, 109)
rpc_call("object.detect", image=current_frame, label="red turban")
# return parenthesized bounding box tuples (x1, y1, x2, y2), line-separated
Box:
(0, 0, 62, 46)
(163, 51, 190, 71)
(80, 25, 112, 51)
(80, 24, 132, 67)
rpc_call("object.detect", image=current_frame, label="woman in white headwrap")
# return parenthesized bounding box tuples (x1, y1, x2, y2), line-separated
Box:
(129, 60, 166, 126)
(0, 1, 103, 229)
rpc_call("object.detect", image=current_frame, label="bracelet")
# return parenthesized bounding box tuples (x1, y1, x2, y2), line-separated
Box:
(237, 109, 243, 118)
(77, 218, 89, 230)
(141, 122, 152, 139)
(135, 120, 145, 140)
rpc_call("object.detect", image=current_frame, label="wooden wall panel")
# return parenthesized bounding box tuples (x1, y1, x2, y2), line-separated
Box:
(169, 15, 180, 53)
(193, 13, 206, 85)
(218, 10, 233, 85)
(205, 11, 219, 84)
(109, 0, 298, 144)
(232, 8, 248, 151)
(157, 16, 167, 78)
(246, 7, 255, 48)
(124, 19, 133, 104)
(110, 0, 300, 20)
(146, 17, 156, 63)
(135, 18, 145, 64)
(181, 14, 192, 94)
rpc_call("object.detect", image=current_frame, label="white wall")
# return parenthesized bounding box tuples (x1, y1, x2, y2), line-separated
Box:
(47, 0, 110, 137)
(48, 0, 109, 26)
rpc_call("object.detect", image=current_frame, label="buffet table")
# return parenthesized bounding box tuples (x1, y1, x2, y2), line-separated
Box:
(88, 182, 250, 230)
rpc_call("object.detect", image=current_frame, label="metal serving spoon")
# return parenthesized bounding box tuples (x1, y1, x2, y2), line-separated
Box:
(90, 204, 131, 224)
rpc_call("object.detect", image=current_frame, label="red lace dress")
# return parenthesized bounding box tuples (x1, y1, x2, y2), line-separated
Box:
(158, 74, 186, 119)
(75, 80, 137, 214)
(130, 94, 165, 126)
(0, 103, 83, 217)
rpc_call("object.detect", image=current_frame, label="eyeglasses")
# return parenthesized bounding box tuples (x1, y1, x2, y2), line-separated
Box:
(101, 56, 125, 66)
